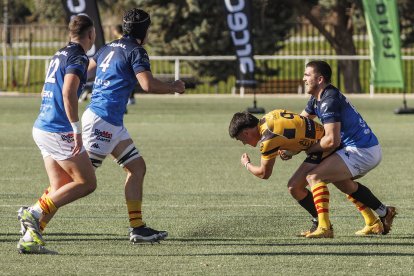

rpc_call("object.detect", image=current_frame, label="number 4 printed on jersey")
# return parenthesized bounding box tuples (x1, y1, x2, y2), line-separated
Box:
(99, 51, 115, 72)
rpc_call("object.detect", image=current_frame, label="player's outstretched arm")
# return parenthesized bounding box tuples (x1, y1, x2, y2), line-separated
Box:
(136, 71, 185, 94)
(241, 153, 275, 179)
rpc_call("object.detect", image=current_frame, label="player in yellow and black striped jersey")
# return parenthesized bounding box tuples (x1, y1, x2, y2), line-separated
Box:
(229, 109, 334, 237)
(258, 109, 325, 161)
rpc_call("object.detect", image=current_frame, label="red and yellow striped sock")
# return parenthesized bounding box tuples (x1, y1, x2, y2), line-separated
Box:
(346, 195, 377, 226)
(127, 200, 144, 228)
(311, 182, 330, 229)
(39, 187, 52, 232)
(34, 194, 57, 215)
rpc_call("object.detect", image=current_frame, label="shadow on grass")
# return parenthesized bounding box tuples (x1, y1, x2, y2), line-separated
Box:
(168, 237, 414, 247)
(0, 232, 124, 243)
(62, 251, 414, 257)
(45, 232, 123, 237)
(178, 251, 414, 257)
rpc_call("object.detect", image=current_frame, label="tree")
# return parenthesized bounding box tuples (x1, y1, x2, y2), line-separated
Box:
(292, 0, 363, 93)
(399, 0, 414, 48)
(137, 0, 296, 84)
(0, 0, 33, 24)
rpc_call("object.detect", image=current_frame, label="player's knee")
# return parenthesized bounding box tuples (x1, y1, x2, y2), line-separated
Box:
(89, 177, 97, 193)
(287, 183, 304, 199)
(287, 178, 305, 193)
(287, 185, 296, 195)
(287, 178, 297, 189)
(306, 173, 321, 185)
(126, 165, 146, 180)
(83, 175, 97, 195)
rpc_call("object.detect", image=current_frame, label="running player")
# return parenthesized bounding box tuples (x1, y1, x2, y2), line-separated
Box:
(229, 107, 394, 238)
(82, 8, 185, 244)
(17, 14, 97, 254)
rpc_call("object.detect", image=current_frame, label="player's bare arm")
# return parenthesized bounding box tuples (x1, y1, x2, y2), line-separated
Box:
(241, 153, 275, 179)
(300, 110, 317, 120)
(278, 149, 293, 161)
(62, 73, 82, 155)
(136, 71, 185, 94)
(306, 122, 341, 154)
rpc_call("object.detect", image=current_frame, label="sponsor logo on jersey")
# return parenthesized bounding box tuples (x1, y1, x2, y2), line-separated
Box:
(345, 151, 350, 158)
(91, 143, 100, 149)
(61, 133, 74, 143)
(94, 128, 112, 142)
(56, 50, 68, 57)
(299, 138, 313, 148)
(109, 42, 126, 49)
(94, 77, 111, 87)
(359, 118, 366, 128)
(41, 90, 54, 98)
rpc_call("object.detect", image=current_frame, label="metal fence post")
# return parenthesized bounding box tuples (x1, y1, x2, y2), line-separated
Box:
(174, 58, 180, 96)
(45, 59, 49, 75)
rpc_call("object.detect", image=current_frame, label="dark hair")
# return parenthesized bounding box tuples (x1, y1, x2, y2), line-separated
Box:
(229, 111, 259, 138)
(123, 8, 151, 42)
(306, 60, 332, 83)
(69, 14, 94, 39)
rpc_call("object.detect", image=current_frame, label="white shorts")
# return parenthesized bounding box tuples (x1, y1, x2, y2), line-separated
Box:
(82, 108, 136, 157)
(336, 145, 382, 178)
(32, 127, 85, 161)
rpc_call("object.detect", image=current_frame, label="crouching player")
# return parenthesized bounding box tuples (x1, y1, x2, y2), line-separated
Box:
(229, 109, 394, 238)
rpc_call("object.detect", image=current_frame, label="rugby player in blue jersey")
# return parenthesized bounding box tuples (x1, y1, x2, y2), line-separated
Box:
(82, 8, 185, 244)
(284, 60, 396, 238)
(17, 15, 97, 254)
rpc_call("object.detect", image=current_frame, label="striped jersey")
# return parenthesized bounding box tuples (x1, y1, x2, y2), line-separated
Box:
(259, 109, 325, 160)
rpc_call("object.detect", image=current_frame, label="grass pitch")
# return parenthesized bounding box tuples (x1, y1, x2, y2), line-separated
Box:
(0, 95, 413, 275)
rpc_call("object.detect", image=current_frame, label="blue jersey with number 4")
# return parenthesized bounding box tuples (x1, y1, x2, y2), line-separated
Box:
(34, 42, 88, 133)
(88, 36, 151, 126)
(305, 85, 378, 148)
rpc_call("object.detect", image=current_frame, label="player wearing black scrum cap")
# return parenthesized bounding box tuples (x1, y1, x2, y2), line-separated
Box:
(82, 8, 185, 244)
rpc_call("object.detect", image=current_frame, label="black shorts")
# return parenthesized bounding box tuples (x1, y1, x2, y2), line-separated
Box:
(304, 146, 342, 164)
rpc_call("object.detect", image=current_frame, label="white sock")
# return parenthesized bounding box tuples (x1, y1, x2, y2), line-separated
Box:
(22, 229, 34, 242)
(29, 205, 43, 219)
(375, 204, 387, 217)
